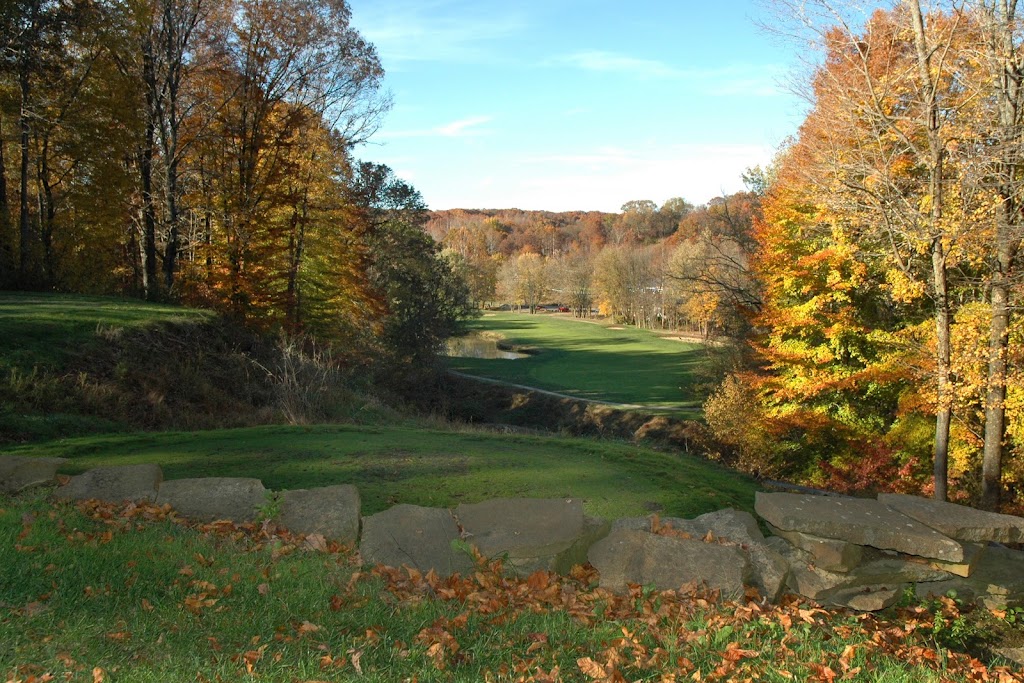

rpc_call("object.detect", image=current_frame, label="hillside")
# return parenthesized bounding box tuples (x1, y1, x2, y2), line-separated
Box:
(3, 292, 1024, 680)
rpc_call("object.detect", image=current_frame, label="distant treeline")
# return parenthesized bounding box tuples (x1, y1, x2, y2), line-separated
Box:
(426, 193, 762, 339)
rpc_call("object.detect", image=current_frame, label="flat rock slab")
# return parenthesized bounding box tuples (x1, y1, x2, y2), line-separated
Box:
(360, 504, 473, 577)
(755, 492, 964, 562)
(456, 497, 586, 571)
(277, 485, 360, 545)
(54, 464, 162, 503)
(0, 456, 68, 494)
(588, 529, 749, 598)
(156, 477, 266, 522)
(767, 525, 864, 572)
(879, 493, 1024, 544)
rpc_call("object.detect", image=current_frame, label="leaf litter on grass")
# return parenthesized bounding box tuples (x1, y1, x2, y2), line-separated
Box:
(3, 497, 1024, 682)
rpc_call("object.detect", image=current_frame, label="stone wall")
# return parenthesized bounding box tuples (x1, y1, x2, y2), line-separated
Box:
(4, 455, 1024, 612)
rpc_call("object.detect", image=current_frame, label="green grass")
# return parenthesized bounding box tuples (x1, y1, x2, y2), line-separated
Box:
(0, 291, 210, 373)
(0, 424, 757, 519)
(1, 493, 1013, 682)
(447, 313, 706, 416)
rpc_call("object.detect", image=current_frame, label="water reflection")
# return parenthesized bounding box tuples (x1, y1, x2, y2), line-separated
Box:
(445, 334, 529, 360)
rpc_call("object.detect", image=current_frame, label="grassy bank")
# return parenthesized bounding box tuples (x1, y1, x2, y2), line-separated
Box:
(1, 424, 756, 519)
(0, 292, 210, 373)
(447, 312, 706, 416)
(1, 493, 1018, 682)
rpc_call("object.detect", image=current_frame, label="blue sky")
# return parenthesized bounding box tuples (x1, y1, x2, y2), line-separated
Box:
(348, 0, 808, 212)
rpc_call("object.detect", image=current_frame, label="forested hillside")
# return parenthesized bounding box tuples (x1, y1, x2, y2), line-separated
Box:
(704, 2, 1024, 514)
(427, 192, 762, 339)
(0, 0, 469, 366)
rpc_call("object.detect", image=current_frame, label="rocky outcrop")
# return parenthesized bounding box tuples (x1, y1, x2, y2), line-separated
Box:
(155, 477, 266, 522)
(878, 494, 1024, 544)
(360, 504, 473, 577)
(54, 463, 162, 503)
(278, 485, 360, 545)
(759, 491, 1024, 611)
(13, 457, 1024, 614)
(0, 455, 68, 494)
(755, 492, 965, 562)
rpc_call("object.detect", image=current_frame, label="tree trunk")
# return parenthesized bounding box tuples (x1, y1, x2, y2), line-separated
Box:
(978, 0, 1023, 511)
(38, 132, 56, 287)
(140, 37, 159, 301)
(0, 113, 12, 285)
(982, 269, 1010, 510)
(932, 241, 952, 502)
(910, 0, 952, 500)
(19, 69, 33, 286)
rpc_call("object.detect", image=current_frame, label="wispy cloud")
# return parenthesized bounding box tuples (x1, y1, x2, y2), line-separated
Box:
(351, 0, 525, 64)
(553, 51, 681, 79)
(550, 51, 786, 96)
(495, 143, 772, 211)
(379, 115, 494, 140)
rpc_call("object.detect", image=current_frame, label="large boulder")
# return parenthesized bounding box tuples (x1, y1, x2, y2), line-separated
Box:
(878, 493, 1024, 544)
(0, 456, 68, 494)
(613, 511, 788, 601)
(276, 485, 360, 545)
(156, 477, 266, 522)
(588, 529, 749, 598)
(755, 492, 964, 562)
(455, 497, 600, 574)
(360, 504, 473, 577)
(690, 509, 789, 602)
(54, 464, 162, 503)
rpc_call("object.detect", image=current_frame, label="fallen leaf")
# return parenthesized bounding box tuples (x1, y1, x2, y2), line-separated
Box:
(577, 657, 606, 679)
(304, 534, 328, 552)
(92, 668, 105, 683)
(349, 648, 363, 675)
(298, 621, 321, 635)
(258, 583, 270, 596)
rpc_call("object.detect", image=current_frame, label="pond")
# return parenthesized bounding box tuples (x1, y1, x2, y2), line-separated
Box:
(444, 334, 530, 360)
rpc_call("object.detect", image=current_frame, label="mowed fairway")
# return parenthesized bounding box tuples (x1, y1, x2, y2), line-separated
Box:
(447, 312, 705, 415)
(3, 424, 757, 519)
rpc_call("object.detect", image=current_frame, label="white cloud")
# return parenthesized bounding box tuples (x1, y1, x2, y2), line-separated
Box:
(379, 115, 494, 140)
(550, 51, 787, 97)
(424, 143, 773, 212)
(350, 0, 525, 64)
(554, 51, 681, 79)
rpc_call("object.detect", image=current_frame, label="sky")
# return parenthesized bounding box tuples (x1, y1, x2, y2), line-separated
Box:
(347, 0, 810, 213)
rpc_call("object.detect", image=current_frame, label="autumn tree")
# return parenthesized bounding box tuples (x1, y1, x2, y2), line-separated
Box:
(963, 0, 1024, 510)
(765, 1, 974, 499)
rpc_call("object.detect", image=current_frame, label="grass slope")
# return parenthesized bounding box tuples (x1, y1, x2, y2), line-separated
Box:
(2, 424, 757, 519)
(0, 291, 210, 373)
(447, 313, 705, 415)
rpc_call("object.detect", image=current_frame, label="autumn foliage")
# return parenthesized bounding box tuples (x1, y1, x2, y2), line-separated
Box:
(0, 0, 468, 366)
(706, 2, 1024, 510)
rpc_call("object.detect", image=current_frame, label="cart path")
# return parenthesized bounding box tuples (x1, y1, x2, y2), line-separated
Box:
(447, 370, 698, 413)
